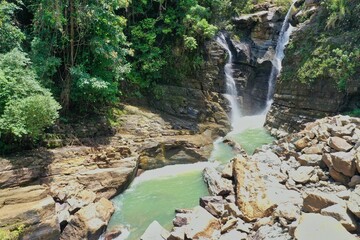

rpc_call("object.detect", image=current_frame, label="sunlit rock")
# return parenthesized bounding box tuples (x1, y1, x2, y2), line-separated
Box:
(294, 213, 356, 240)
(140, 221, 170, 240)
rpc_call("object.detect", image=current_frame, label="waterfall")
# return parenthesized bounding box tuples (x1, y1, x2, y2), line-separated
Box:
(265, 2, 295, 111)
(216, 33, 243, 132)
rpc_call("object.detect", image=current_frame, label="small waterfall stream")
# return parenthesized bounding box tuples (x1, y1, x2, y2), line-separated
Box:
(265, 2, 295, 111)
(216, 33, 243, 132)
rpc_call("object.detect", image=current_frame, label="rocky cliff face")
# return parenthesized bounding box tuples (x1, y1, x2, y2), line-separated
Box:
(266, 1, 360, 133)
(152, 5, 287, 122)
(150, 41, 230, 128)
(230, 6, 284, 115)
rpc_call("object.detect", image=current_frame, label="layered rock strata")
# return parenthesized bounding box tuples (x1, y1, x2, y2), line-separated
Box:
(0, 104, 218, 239)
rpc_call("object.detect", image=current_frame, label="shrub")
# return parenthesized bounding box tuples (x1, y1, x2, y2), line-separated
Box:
(0, 226, 24, 240)
(0, 48, 61, 141)
(0, 94, 60, 138)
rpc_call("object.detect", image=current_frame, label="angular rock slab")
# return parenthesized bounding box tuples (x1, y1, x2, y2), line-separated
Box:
(328, 137, 353, 152)
(185, 206, 221, 240)
(295, 213, 356, 240)
(303, 191, 344, 213)
(330, 152, 356, 177)
(140, 221, 170, 240)
(321, 204, 357, 232)
(289, 166, 316, 184)
(348, 185, 360, 218)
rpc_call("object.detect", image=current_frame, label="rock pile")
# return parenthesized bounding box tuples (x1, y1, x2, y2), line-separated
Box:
(140, 115, 360, 239)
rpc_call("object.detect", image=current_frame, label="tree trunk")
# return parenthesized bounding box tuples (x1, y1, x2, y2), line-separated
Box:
(61, 0, 75, 113)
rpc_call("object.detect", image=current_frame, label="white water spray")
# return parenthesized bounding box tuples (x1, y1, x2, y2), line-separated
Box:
(216, 33, 243, 132)
(265, 2, 296, 112)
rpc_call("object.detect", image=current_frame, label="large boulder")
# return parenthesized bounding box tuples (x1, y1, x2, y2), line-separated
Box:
(297, 154, 323, 166)
(330, 152, 356, 177)
(233, 157, 277, 221)
(294, 213, 356, 240)
(289, 166, 317, 184)
(251, 225, 292, 240)
(328, 137, 353, 152)
(48, 153, 138, 201)
(60, 198, 115, 240)
(139, 140, 209, 170)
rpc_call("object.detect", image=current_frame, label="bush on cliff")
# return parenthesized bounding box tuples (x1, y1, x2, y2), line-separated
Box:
(281, 0, 360, 90)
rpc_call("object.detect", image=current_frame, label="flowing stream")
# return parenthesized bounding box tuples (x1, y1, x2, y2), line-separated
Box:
(105, 3, 296, 239)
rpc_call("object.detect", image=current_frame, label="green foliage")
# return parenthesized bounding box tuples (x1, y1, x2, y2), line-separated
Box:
(0, 225, 25, 240)
(0, 1, 25, 53)
(280, 0, 360, 91)
(128, 17, 166, 89)
(346, 108, 360, 117)
(325, 0, 347, 29)
(212, 0, 292, 18)
(30, 0, 130, 111)
(70, 66, 119, 110)
(126, 0, 217, 91)
(297, 47, 359, 89)
(0, 48, 60, 140)
(184, 35, 198, 51)
(0, 94, 60, 138)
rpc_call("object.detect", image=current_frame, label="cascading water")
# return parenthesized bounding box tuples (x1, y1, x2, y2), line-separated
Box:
(216, 33, 243, 132)
(265, 2, 296, 111)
